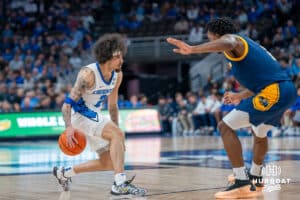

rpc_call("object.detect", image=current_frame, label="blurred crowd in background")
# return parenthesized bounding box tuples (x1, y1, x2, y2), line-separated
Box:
(0, 0, 299, 134)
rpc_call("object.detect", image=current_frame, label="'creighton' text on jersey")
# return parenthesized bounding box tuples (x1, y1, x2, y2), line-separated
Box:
(223, 35, 290, 93)
(72, 63, 118, 121)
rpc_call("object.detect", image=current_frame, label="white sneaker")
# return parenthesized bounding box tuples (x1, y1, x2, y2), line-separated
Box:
(53, 166, 72, 191)
(111, 175, 146, 197)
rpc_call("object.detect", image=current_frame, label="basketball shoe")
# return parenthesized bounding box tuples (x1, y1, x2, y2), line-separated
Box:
(214, 179, 258, 199)
(228, 170, 264, 191)
(111, 175, 146, 197)
(53, 166, 72, 191)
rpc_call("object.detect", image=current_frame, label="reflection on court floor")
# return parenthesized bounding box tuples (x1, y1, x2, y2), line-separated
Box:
(0, 135, 300, 200)
(0, 135, 300, 175)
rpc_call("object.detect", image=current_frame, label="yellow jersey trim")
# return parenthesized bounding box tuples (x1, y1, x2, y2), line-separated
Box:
(223, 36, 249, 62)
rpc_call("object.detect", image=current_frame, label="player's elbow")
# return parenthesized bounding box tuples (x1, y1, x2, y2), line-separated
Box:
(61, 103, 70, 112)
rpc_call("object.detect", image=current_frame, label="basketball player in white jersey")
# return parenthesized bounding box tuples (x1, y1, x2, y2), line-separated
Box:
(53, 33, 146, 197)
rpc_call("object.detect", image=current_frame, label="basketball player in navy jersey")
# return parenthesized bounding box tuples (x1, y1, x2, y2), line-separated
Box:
(167, 18, 296, 198)
(53, 33, 146, 197)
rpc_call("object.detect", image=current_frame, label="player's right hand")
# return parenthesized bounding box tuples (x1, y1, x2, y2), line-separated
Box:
(65, 126, 78, 148)
(166, 37, 192, 55)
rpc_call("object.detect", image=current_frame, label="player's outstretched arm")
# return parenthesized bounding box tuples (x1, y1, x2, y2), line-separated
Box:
(107, 72, 123, 126)
(167, 35, 239, 55)
(61, 67, 95, 147)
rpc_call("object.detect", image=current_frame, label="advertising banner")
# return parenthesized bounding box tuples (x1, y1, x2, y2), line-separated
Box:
(0, 109, 161, 138)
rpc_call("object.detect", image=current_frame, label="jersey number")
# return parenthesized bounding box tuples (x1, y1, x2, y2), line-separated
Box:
(94, 95, 107, 108)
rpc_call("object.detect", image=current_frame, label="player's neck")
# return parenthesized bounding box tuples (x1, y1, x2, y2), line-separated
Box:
(99, 63, 114, 79)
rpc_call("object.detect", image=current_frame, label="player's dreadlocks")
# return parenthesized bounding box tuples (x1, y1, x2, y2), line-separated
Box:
(206, 17, 237, 35)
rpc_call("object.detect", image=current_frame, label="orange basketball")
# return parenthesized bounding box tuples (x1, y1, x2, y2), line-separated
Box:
(58, 130, 87, 156)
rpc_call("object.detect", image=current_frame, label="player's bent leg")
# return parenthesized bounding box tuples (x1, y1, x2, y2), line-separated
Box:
(71, 150, 114, 174)
(218, 121, 244, 167)
(215, 121, 257, 199)
(249, 124, 272, 191)
(225, 124, 271, 195)
(101, 121, 125, 174)
(215, 109, 259, 199)
(100, 122, 146, 196)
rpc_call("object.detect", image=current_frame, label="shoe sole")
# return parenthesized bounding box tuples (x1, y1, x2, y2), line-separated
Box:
(109, 194, 133, 200)
(228, 174, 264, 192)
(215, 185, 260, 199)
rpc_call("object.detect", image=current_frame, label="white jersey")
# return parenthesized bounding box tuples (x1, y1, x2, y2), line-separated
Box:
(72, 62, 118, 121)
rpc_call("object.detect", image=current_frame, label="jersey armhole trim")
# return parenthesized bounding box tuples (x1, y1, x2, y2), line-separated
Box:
(223, 36, 249, 62)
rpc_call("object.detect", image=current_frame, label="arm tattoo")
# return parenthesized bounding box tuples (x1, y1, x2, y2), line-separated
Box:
(62, 104, 72, 127)
(109, 104, 119, 126)
(62, 68, 95, 127)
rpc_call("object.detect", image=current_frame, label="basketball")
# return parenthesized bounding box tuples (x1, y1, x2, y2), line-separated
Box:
(58, 130, 87, 156)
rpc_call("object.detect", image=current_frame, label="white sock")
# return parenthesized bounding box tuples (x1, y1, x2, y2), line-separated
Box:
(233, 166, 248, 180)
(63, 167, 76, 178)
(250, 161, 263, 177)
(115, 173, 126, 185)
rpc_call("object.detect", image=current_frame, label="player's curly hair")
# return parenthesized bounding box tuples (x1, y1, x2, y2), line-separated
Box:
(206, 17, 237, 35)
(93, 33, 127, 64)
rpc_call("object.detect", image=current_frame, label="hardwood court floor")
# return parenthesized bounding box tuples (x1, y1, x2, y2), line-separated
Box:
(0, 135, 299, 200)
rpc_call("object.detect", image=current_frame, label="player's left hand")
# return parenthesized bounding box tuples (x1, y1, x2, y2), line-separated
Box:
(167, 37, 192, 55)
(223, 92, 242, 105)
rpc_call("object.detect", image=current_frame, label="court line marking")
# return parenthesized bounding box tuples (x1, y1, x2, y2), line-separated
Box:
(144, 181, 300, 197)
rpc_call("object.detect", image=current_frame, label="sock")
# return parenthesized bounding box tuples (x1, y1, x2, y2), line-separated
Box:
(63, 167, 76, 178)
(250, 161, 263, 177)
(233, 166, 248, 180)
(115, 173, 126, 185)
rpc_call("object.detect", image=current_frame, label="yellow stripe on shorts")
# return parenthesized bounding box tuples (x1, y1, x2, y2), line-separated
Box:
(252, 83, 280, 111)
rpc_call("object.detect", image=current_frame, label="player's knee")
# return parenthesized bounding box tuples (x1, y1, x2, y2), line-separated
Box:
(217, 121, 232, 136)
(113, 129, 125, 141)
(99, 157, 113, 170)
(254, 134, 268, 143)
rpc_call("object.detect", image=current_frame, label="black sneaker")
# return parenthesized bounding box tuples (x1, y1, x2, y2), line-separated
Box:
(111, 175, 146, 197)
(248, 173, 264, 189)
(228, 170, 264, 189)
(215, 179, 257, 199)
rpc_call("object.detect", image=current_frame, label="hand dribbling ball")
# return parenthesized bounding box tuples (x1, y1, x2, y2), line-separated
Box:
(58, 130, 86, 156)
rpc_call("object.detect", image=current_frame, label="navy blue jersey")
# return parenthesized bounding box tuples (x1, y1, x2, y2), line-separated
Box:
(224, 35, 290, 93)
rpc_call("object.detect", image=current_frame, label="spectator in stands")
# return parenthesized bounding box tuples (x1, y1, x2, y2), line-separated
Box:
(9, 54, 23, 70)
(138, 94, 149, 107)
(128, 94, 142, 108)
(280, 58, 293, 78)
(2, 24, 14, 38)
(283, 19, 298, 40)
(186, 4, 198, 21)
(177, 100, 190, 135)
(289, 37, 300, 54)
(188, 22, 204, 43)
(193, 94, 210, 134)
(0, 100, 13, 112)
(291, 58, 300, 78)
(283, 87, 300, 133)
(186, 93, 198, 134)
(237, 9, 248, 25)
(174, 17, 189, 34)
(157, 96, 174, 134)
(81, 10, 95, 32)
